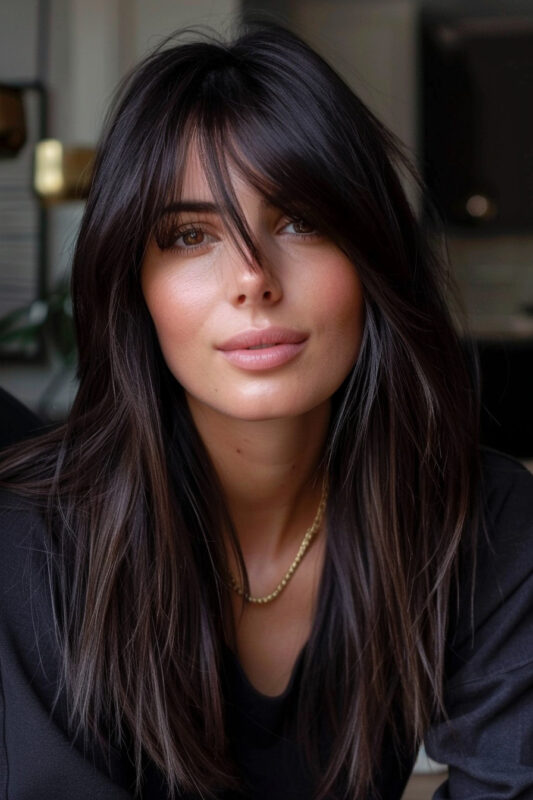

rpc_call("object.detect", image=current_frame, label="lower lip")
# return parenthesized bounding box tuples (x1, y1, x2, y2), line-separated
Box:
(218, 341, 307, 370)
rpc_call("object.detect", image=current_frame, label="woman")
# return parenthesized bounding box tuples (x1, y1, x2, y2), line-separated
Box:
(1, 22, 532, 800)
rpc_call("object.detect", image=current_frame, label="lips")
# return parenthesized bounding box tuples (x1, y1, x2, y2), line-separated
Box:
(217, 327, 309, 371)
(218, 327, 308, 351)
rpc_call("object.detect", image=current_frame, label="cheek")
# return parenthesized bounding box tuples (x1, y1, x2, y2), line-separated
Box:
(141, 271, 211, 375)
(313, 260, 365, 357)
(149, 286, 201, 338)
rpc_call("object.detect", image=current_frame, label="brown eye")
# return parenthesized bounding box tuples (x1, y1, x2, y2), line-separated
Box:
(281, 217, 318, 237)
(181, 228, 205, 246)
(292, 219, 315, 234)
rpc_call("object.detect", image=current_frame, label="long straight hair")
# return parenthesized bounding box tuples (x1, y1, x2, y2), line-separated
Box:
(0, 23, 480, 799)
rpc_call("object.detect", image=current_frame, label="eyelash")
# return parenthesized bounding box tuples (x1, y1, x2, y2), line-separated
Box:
(165, 219, 321, 255)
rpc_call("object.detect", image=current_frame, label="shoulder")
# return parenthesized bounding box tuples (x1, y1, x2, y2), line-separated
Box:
(0, 491, 136, 798)
(474, 449, 533, 619)
(446, 448, 533, 681)
(0, 488, 54, 665)
(425, 451, 533, 792)
(480, 447, 533, 527)
(475, 448, 533, 599)
(0, 487, 48, 585)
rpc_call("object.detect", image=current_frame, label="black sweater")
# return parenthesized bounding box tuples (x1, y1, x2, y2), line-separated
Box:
(1, 449, 532, 799)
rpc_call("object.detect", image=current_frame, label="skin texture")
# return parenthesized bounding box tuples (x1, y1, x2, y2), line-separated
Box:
(141, 147, 365, 694)
(142, 150, 364, 426)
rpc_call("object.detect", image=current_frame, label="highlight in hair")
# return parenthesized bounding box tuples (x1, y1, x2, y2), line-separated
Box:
(0, 22, 480, 799)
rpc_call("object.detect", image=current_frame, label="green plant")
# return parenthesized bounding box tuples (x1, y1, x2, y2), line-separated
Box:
(0, 277, 77, 417)
(0, 276, 76, 364)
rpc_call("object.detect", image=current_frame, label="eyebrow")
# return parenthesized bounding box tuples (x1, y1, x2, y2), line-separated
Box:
(159, 195, 277, 218)
(160, 201, 221, 216)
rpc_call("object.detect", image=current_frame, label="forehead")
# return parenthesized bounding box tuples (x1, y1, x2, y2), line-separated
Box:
(180, 143, 210, 199)
(179, 140, 253, 204)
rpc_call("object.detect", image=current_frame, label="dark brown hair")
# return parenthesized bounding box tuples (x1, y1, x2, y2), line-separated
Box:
(0, 22, 480, 799)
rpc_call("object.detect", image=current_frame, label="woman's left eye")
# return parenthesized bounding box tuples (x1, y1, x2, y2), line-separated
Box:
(281, 218, 319, 237)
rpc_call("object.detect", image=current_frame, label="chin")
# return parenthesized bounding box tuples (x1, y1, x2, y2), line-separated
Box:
(209, 391, 330, 423)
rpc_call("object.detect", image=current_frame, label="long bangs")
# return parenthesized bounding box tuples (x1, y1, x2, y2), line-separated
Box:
(145, 43, 423, 347)
(147, 40, 372, 274)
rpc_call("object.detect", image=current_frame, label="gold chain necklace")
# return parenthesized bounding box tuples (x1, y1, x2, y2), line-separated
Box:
(227, 480, 328, 605)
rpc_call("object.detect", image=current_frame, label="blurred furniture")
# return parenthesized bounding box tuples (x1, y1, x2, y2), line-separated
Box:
(422, 12, 533, 232)
(0, 82, 47, 361)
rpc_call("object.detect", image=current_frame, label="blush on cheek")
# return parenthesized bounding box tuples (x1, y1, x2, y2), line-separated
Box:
(317, 271, 364, 336)
(155, 311, 201, 343)
(314, 255, 362, 303)
(143, 280, 209, 347)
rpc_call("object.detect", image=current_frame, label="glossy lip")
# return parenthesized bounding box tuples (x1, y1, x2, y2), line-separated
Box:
(217, 327, 309, 371)
(217, 326, 309, 351)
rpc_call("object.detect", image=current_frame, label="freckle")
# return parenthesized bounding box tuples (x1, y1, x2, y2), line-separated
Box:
(236, 448, 242, 454)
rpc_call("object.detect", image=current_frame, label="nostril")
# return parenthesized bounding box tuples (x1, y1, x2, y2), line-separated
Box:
(263, 291, 272, 300)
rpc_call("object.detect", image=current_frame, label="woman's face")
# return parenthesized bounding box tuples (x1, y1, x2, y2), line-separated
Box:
(141, 147, 365, 422)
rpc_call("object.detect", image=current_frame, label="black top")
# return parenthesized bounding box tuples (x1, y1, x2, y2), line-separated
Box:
(1, 449, 532, 799)
(0, 388, 44, 451)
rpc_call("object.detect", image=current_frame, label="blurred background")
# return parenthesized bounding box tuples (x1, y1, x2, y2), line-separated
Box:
(1, 0, 532, 469)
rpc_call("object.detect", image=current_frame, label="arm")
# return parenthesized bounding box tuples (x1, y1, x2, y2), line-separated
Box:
(0, 491, 134, 800)
(426, 451, 533, 799)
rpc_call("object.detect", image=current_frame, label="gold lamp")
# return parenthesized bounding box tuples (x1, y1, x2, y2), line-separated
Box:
(34, 139, 95, 203)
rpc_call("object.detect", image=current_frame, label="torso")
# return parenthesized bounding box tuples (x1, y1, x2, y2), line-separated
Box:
(225, 529, 327, 697)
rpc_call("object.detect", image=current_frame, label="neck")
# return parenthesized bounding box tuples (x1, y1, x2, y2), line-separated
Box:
(187, 397, 331, 561)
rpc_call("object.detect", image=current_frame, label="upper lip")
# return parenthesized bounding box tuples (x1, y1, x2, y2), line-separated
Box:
(217, 327, 309, 351)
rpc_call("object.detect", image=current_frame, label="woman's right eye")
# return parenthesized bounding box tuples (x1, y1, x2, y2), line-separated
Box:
(166, 226, 216, 254)
(178, 228, 203, 246)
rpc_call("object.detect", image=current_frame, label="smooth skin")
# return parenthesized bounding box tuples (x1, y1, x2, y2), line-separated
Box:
(141, 145, 365, 695)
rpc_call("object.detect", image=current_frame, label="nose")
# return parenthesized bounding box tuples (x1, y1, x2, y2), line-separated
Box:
(229, 249, 283, 308)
